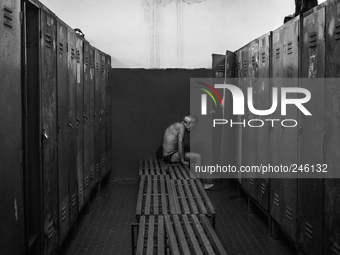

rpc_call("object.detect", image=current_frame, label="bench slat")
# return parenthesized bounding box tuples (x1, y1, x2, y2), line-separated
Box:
(136, 175, 145, 217)
(183, 180, 199, 214)
(189, 179, 208, 215)
(153, 176, 159, 215)
(136, 216, 146, 255)
(146, 216, 155, 255)
(173, 215, 191, 254)
(164, 215, 180, 255)
(171, 180, 182, 214)
(196, 180, 216, 215)
(176, 180, 190, 214)
(182, 215, 203, 255)
(200, 214, 228, 255)
(160, 175, 167, 214)
(191, 214, 215, 255)
(157, 216, 165, 255)
(166, 179, 176, 214)
(145, 176, 152, 215)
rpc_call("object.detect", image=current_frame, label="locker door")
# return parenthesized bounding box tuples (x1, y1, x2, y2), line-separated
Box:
(57, 19, 69, 244)
(247, 39, 259, 200)
(67, 27, 79, 225)
(270, 25, 284, 229)
(220, 51, 236, 176)
(101, 52, 107, 177)
(83, 42, 95, 200)
(279, 17, 300, 244)
(94, 49, 102, 185)
(299, 7, 325, 255)
(324, 1, 340, 254)
(256, 32, 271, 211)
(40, 6, 58, 254)
(240, 44, 249, 190)
(0, 0, 25, 253)
(76, 35, 84, 210)
(106, 55, 112, 172)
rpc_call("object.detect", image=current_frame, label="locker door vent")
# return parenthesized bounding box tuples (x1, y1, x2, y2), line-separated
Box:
(96, 61, 99, 70)
(48, 221, 54, 239)
(243, 60, 247, 69)
(71, 194, 76, 207)
(274, 193, 279, 206)
(304, 222, 313, 239)
(85, 56, 89, 66)
(249, 178, 254, 186)
(90, 59, 94, 68)
(61, 206, 66, 221)
(102, 157, 106, 168)
(45, 33, 52, 48)
(287, 41, 293, 55)
(59, 42, 64, 55)
(108, 154, 111, 164)
(90, 168, 94, 179)
(71, 48, 75, 59)
(76, 50, 80, 63)
(86, 176, 90, 186)
(3, 6, 13, 28)
(261, 183, 266, 194)
(286, 206, 292, 220)
(261, 52, 266, 63)
(275, 47, 280, 59)
(332, 242, 340, 255)
(79, 185, 83, 195)
(96, 163, 100, 172)
(335, 24, 340, 41)
(309, 32, 317, 48)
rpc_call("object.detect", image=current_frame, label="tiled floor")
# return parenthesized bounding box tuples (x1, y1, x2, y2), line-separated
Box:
(59, 179, 296, 255)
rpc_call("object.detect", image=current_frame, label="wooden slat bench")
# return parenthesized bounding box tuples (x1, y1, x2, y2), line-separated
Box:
(132, 214, 228, 255)
(136, 175, 215, 228)
(139, 158, 195, 179)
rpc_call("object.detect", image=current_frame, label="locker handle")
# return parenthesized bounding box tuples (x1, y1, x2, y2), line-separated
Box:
(76, 118, 81, 125)
(68, 122, 73, 128)
(83, 113, 89, 120)
(42, 129, 49, 139)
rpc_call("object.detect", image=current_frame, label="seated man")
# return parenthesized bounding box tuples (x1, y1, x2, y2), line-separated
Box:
(160, 115, 213, 189)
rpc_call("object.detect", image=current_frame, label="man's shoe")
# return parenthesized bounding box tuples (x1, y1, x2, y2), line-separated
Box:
(204, 184, 214, 190)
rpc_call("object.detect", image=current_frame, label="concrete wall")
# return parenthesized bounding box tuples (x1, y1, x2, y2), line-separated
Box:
(111, 68, 211, 178)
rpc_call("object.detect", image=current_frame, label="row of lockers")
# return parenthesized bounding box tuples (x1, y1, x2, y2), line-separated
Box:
(213, 1, 340, 254)
(0, 0, 112, 254)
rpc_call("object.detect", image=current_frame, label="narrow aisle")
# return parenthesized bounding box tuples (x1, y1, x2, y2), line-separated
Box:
(60, 179, 295, 255)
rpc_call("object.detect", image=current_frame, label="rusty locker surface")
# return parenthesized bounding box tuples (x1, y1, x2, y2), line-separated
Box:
(100, 52, 108, 177)
(57, 18, 70, 244)
(40, 5, 59, 254)
(83, 41, 95, 200)
(211, 54, 225, 169)
(245, 38, 259, 200)
(256, 32, 271, 212)
(76, 35, 85, 211)
(25, 2, 43, 253)
(270, 25, 285, 229)
(0, 0, 24, 253)
(106, 55, 112, 172)
(67, 27, 79, 226)
(94, 48, 102, 184)
(298, 7, 325, 255)
(235, 49, 243, 184)
(240, 44, 249, 190)
(324, 1, 340, 254)
(220, 51, 236, 174)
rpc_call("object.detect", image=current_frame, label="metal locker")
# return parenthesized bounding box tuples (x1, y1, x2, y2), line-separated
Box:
(24, 2, 42, 253)
(278, 17, 300, 244)
(220, 51, 236, 176)
(270, 24, 285, 231)
(106, 55, 112, 173)
(57, 18, 69, 244)
(40, 5, 59, 254)
(235, 49, 243, 184)
(211, 54, 225, 169)
(75, 34, 85, 211)
(256, 32, 271, 212)
(0, 0, 24, 253)
(100, 52, 108, 177)
(83, 41, 95, 200)
(67, 27, 79, 225)
(298, 7, 325, 255)
(324, 1, 340, 254)
(239, 44, 250, 190)
(94, 48, 102, 185)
